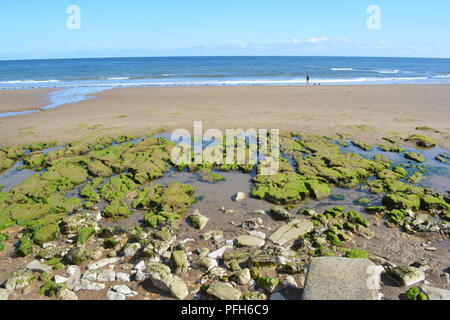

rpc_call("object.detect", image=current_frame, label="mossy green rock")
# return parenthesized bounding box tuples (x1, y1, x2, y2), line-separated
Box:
(382, 193, 421, 211)
(252, 172, 310, 204)
(305, 180, 331, 200)
(405, 287, 428, 300)
(405, 135, 436, 148)
(103, 200, 132, 218)
(77, 227, 96, 245)
(87, 160, 113, 177)
(33, 224, 59, 245)
(405, 153, 425, 163)
(345, 249, 369, 259)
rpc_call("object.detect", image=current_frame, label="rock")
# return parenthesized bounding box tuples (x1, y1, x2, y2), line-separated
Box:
(59, 213, 98, 234)
(66, 265, 81, 290)
(200, 230, 224, 242)
(187, 210, 209, 230)
(248, 230, 266, 240)
(143, 262, 189, 300)
(251, 210, 266, 215)
(57, 288, 78, 300)
(87, 258, 120, 270)
(64, 247, 90, 265)
(270, 206, 294, 222)
(269, 219, 314, 246)
(54, 275, 68, 284)
(116, 272, 131, 282)
(0, 288, 10, 301)
(206, 281, 241, 300)
(122, 242, 141, 257)
(26, 260, 52, 273)
(113, 284, 133, 295)
(134, 261, 146, 271)
(82, 269, 116, 282)
(234, 192, 246, 202)
(303, 257, 381, 300)
(283, 276, 298, 289)
(405, 153, 425, 163)
(208, 246, 233, 259)
(420, 286, 450, 300)
(385, 266, 426, 287)
(75, 279, 105, 291)
(241, 218, 263, 230)
(236, 235, 265, 248)
(242, 292, 268, 300)
(192, 256, 218, 272)
(106, 290, 126, 301)
(37, 246, 68, 259)
(233, 268, 252, 285)
(4, 269, 36, 291)
(270, 292, 287, 300)
(171, 250, 189, 274)
(405, 134, 436, 148)
(257, 277, 280, 293)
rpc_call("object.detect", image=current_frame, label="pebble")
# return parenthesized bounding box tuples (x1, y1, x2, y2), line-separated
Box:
(116, 272, 131, 282)
(87, 258, 120, 270)
(54, 275, 68, 284)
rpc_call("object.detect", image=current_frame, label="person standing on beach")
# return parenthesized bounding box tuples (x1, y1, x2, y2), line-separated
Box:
(306, 73, 310, 85)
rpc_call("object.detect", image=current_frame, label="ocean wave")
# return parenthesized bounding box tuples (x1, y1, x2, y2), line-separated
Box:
(107, 77, 131, 80)
(375, 70, 400, 74)
(0, 79, 60, 84)
(331, 68, 356, 71)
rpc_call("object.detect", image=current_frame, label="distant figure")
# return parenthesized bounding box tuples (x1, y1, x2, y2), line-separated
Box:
(306, 73, 310, 85)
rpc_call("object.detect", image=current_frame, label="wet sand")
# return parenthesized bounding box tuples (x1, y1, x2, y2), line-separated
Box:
(0, 85, 449, 148)
(0, 89, 53, 114)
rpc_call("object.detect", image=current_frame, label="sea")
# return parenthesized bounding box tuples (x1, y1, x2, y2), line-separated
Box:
(0, 56, 449, 117)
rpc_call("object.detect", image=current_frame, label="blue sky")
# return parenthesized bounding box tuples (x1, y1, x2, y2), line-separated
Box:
(1, 0, 449, 60)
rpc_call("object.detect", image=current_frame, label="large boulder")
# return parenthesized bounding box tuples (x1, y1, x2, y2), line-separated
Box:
(302, 257, 381, 300)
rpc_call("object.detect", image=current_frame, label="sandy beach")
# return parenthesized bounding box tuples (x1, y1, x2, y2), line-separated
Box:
(1, 84, 449, 148)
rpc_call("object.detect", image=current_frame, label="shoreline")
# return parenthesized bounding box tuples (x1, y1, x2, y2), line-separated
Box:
(0, 84, 449, 149)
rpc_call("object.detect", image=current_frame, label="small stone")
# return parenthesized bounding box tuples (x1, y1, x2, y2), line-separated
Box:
(200, 230, 224, 242)
(187, 210, 209, 230)
(116, 272, 131, 282)
(251, 210, 266, 215)
(57, 288, 78, 300)
(270, 206, 294, 222)
(122, 242, 141, 257)
(112, 284, 133, 295)
(5, 269, 36, 291)
(96, 270, 116, 282)
(134, 261, 146, 271)
(269, 219, 314, 246)
(26, 260, 52, 273)
(171, 250, 189, 274)
(208, 246, 233, 259)
(234, 192, 246, 202)
(87, 258, 120, 271)
(233, 268, 251, 285)
(270, 292, 286, 300)
(54, 275, 68, 284)
(236, 235, 265, 248)
(77, 279, 105, 291)
(106, 290, 126, 301)
(0, 288, 10, 301)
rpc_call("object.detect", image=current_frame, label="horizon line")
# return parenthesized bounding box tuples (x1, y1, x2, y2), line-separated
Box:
(1, 54, 450, 62)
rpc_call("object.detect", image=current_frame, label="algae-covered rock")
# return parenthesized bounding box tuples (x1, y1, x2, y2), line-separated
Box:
(382, 193, 421, 211)
(33, 224, 59, 245)
(17, 234, 34, 257)
(352, 141, 373, 151)
(345, 249, 369, 259)
(4, 268, 36, 291)
(206, 281, 241, 300)
(405, 153, 425, 163)
(305, 180, 331, 200)
(171, 250, 189, 274)
(77, 227, 96, 245)
(257, 277, 280, 293)
(103, 200, 132, 218)
(407, 172, 424, 184)
(378, 144, 405, 153)
(269, 206, 294, 222)
(385, 266, 425, 287)
(143, 262, 189, 300)
(187, 210, 209, 230)
(405, 135, 436, 149)
(420, 195, 450, 211)
(405, 286, 428, 300)
(87, 160, 113, 178)
(252, 172, 310, 204)
(63, 247, 91, 265)
(99, 174, 138, 201)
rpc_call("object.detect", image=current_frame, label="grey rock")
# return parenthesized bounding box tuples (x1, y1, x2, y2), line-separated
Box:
(87, 258, 120, 270)
(420, 286, 450, 300)
(385, 266, 425, 287)
(206, 281, 241, 300)
(303, 257, 381, 300)
(143, 262, 189, 300)
(236, 235, 265, 248)
(233, 268, 251, 285)
(122, 242, 141, 257)
(4, 269, 36, 291)
(171, 250, 189, 274)
(112, 284, 133, 295)
(200, 230, 224, 242)
(187, 210, 209, 230)
(234, 192, 246, 202)
(270, 206, 294, 222)
(116, 272, 131, 282)
(192, 256, 218, 272)
(270, 292, 287, 300)
(0, 288, 10, 301)
(26, 260, 52, 273)
(106, 290, 126, 301)
(57, 288, 78, 300)
(54, 275, 68, 284)
(269, 219, 314, 246)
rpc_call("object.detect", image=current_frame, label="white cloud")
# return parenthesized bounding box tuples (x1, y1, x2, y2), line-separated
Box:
(307, 37, 329, 44)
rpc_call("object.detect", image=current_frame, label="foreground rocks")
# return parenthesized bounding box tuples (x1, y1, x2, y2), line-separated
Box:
(302, 257, 382, 300)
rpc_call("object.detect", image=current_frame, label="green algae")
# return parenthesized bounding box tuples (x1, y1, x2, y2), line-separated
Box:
(99, 174, 138, 201)
(378, 144, 405, 153)
(405, 153, 425, 163)
(405, 134, 436, 148)
(405, 287, 428, 300)
(103, 199, 133, 218)
(32, 224, 59, 245)
(77, 227, 96, 245)
(352, 141, 373, 151)
(252, 172, 310, 204)
(345, 249, 369, 259)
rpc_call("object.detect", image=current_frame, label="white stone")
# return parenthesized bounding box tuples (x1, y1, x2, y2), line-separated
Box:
(113, 285, 132, 295)
(87, 258, 120, 270)
(54, 275, 68, 284)
(106, 290, 126, 301)
(116, 272, 130, 282)
(97, 270, 116, 282)
(76, 279, 105, 291)
(0, 288, 10, 301)
(134, 260, 146, 271)
(234, 192, 246, 202)
(208, 246, 233, 259)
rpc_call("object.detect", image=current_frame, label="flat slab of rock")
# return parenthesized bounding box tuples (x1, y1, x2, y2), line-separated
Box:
(87, 258, 119, 270)
(26, 260, 52, 273)
(207, 281, 242, 300)
(236, 235, 265, 248)
(420, 286, 450, 300)
(303, 257, 381, 300)
(269, 219, 313, 246)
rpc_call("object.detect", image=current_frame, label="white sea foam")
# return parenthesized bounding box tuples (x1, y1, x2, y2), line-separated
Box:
(331, 68, 356, 71)
(375, 70, 400, 74)
(0, 79, 60, 84)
